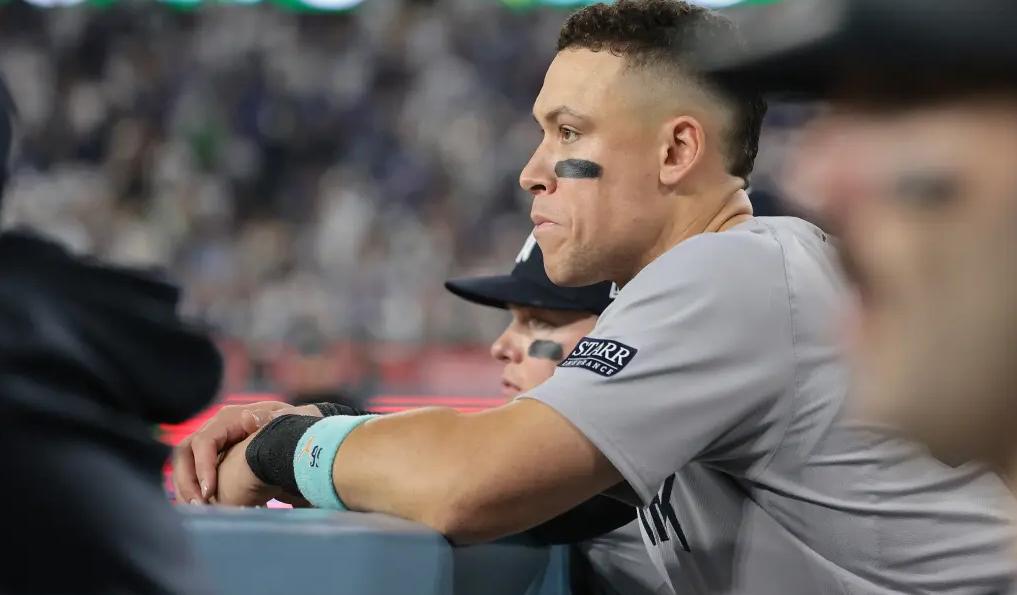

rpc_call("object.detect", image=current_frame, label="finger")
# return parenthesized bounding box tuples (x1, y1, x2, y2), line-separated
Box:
(191, 431, 232, 501)
(191, 437, 220, 502)
(270, 404, 322, 420)
(193, 411, 268, 500)
(197, 401, 289, 433)
(243, 402, 296, 428)
(184, 401, 293, 501)
(241, 409, 273, 433)
(171, 440, 203, 504)
(255, 401, 294, 414)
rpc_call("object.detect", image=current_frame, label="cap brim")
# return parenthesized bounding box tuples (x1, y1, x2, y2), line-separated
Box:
(444, 275, 593, 313)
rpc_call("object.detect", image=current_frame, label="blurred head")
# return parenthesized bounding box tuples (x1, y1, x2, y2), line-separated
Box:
(445, 233, 615, 398)
(491, 306, 596, 398)
(700, 0, 1017, 472)
(785, 91, 1017, 468)
(520, 0, 765, 287)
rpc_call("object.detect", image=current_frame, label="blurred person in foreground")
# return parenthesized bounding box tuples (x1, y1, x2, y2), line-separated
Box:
(445, 233, 669, 595)
(0, 80, 220, 594)
(703, 0, 1017, 480)
(175, 2, 1017, 593)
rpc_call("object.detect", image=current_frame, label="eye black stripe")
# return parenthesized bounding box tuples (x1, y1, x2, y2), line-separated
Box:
(555, 159, 602, 179)
(528, 340, 565, 362)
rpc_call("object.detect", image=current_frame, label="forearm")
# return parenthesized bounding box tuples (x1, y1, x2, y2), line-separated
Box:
(331, 407, 468, 530)
(331, 400, 621, 544)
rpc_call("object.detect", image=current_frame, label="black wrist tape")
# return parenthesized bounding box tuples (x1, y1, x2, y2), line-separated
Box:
(314, 402, 370, 417)
(245, 414, 321, 496)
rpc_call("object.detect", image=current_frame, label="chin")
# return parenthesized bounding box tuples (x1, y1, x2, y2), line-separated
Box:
(921, 437, 992, 470)
(545, 266, 587, 287)
(543, 253, 599, 288)
(890, 410, 1002, 469)
(537, 238, 579, 285)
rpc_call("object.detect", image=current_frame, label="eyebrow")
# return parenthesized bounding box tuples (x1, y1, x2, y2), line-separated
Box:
(532, 105, 590, 125)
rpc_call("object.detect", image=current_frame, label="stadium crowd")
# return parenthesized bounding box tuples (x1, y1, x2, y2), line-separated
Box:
(4, 2, 1017, 595)
(0, 0, 792, 361)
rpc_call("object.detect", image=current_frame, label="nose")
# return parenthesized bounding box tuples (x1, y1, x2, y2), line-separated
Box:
(490, 327, 523, 364)
(519, 146, 556, 197)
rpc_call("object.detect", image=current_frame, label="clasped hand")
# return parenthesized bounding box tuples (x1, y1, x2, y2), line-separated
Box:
(171, 401, 322, 507)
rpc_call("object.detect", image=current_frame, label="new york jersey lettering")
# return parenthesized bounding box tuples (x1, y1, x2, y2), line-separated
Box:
(639, 475, 690, 551)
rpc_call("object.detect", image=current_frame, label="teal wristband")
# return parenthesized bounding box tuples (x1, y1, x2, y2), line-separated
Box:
(293, 415, 379, 510)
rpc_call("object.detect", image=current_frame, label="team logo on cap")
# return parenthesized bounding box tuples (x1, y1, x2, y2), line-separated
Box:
(559, 337, 637, 377)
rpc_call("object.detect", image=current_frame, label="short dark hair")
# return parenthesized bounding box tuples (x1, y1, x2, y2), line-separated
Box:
(558, 0, 767, 181)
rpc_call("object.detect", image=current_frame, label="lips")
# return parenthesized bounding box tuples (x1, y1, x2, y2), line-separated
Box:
(500, 377, 522, 397)
(530, 211, 555, 229)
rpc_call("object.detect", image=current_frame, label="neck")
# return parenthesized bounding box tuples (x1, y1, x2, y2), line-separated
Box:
(700, 189, 754, 234)
(619, 182, 753, 285)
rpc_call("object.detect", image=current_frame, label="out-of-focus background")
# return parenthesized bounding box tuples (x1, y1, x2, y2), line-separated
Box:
(0, 0, 797, 418)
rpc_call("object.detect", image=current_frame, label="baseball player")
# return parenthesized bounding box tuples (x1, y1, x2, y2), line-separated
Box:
(177, 2, 1017, 593)
(446, 233, 670, 595)
(703, 0, 1017, 479)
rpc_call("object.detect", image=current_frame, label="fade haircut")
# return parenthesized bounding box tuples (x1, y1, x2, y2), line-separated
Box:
(558, 0, 767, 181)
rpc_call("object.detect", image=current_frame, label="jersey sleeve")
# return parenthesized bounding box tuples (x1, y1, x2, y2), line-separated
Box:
(522, 230, 796, 505)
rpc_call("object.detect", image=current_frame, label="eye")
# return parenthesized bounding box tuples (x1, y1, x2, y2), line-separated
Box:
(559, 126, 580, 144)
(892, 172, 961, 209)
(527, 318, 555, 331)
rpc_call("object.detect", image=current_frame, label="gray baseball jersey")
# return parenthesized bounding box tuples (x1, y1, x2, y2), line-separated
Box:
(580, 519, 675, 595)
(526, 217, 1017, 594)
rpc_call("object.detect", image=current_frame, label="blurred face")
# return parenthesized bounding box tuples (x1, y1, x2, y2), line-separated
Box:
(490, 305, 597, 398)
(520, 50, 679, 287)
(785, 97, 1017, 467)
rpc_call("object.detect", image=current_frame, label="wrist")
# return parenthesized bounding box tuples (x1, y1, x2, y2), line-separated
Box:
(244, 415, 321, 496)
(293, 415, 379, 510)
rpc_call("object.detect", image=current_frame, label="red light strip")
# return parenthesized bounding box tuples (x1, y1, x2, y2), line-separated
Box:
(160, 394, 505, 447)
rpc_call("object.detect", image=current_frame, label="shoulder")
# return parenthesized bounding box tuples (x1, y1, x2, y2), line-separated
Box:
(607, 220, 790, 319)
(668, 218, 792, 273)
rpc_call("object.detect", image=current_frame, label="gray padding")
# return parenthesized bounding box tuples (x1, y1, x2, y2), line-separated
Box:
(180, 507, 571, 595)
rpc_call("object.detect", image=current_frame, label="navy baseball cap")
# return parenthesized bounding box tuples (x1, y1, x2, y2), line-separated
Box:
(445, 234, 616, 315)
(700, 0, 1017, 99)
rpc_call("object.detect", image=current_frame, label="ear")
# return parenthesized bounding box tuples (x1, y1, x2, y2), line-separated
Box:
(658, 116, 705, 187)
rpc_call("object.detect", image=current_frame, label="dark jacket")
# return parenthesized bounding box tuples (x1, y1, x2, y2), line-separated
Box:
(0, 230, 221, 594)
